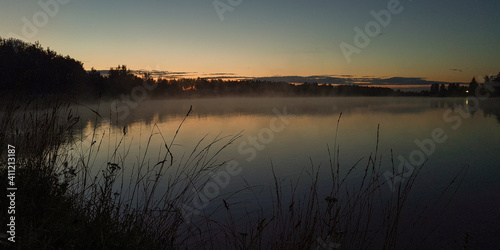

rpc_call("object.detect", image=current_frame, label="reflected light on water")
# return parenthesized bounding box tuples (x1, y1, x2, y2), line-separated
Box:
(69, 97, 500, 248)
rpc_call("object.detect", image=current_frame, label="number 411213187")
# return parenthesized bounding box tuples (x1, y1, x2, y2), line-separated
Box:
(7, 145, 16, 187)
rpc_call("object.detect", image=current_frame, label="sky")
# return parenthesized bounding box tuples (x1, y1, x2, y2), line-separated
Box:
(1, 0, 499, 84)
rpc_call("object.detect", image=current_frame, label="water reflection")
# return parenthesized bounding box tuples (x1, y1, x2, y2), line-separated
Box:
(19, 96, 499, 248)
(74, 97, 500, 130)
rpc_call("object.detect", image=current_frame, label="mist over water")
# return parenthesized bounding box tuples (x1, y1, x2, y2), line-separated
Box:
(72, 97, 500, 248)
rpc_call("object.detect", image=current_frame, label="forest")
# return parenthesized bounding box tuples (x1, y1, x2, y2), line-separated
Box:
(1, 37, 498, 100)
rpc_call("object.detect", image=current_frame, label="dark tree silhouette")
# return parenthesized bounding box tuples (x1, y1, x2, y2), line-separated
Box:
(5, 37, 495, 99)
(0, 37, 86, 97)
(469, 77, 478, 95)
(430, 83, 439, 95)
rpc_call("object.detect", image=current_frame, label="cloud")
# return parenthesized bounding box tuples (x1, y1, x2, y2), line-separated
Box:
(89, 69, 464, 87)
(204, 73, 237, 76)
(255, 76, 350, 84)
(255, 76, 461, 86)
(131, 70, 197, 78)
(202, 76, 252, 80)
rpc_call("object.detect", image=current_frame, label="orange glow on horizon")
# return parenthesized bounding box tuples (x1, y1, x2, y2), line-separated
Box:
(182, 86, 197, 91)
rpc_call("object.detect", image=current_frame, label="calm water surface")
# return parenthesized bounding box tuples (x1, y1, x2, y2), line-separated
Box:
(75, 97, 500, 248)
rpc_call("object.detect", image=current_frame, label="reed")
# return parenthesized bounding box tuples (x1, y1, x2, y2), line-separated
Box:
(0, 98, 467, 249)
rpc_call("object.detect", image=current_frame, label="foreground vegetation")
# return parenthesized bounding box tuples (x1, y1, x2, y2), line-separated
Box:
(0, 97, 470, 249)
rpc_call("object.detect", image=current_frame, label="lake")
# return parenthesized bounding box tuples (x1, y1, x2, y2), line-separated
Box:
(72, 96, 500, 248)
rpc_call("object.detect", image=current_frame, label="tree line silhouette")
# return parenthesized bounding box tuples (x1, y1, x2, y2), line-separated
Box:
(425, 75, 500, 97)
(0, 38, 86, 96)
(1, 38, 498, 99)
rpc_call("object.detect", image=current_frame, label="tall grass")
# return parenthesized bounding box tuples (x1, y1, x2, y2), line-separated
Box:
(214, 115, 468, 249)
(0, 99, 467, 249)
(0, 97, 245, 249)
